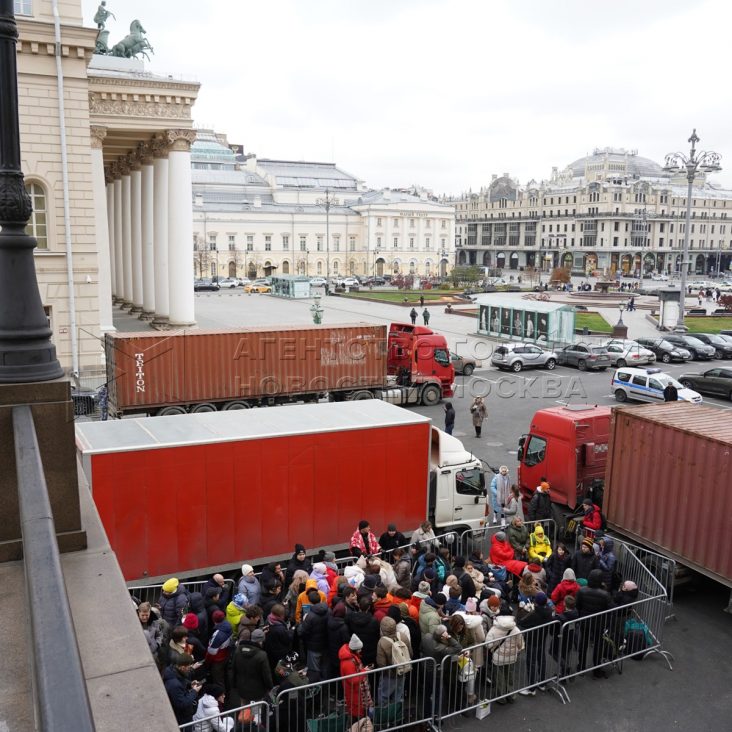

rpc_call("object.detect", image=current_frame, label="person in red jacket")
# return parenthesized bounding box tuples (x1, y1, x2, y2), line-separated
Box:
(550, 568, 581, 613)
(489, 531, 528, 578)
(580, 498, 602, 534)
(338, 634, 373, 721)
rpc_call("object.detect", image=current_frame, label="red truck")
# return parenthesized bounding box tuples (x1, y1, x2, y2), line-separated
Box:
(75, 400, 488, 581)
(517, 402, 732, 592)
(104, 322, 454, 417)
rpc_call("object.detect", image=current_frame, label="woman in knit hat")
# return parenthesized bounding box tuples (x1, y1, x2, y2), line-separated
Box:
(338, 634, 373, 720)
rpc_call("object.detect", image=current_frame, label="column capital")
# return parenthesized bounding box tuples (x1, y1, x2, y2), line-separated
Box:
(127, 152, 142, 172)
(104, 168, 114, 185)
(138, 141, 154, 165)
(151, 134, 169, 159)
(165, 128, 197, 152)
(90, 125, 107, 150)
(116, 156, 131, 176)
(110, 161, 124, 179)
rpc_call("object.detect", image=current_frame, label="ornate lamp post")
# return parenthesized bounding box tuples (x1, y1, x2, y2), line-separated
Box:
(664, 130, 721, 330)
(316, 188, 339, 295)
(0, 0, 63, 382)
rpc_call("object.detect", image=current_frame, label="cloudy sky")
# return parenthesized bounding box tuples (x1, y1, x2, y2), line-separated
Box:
(82, 0, 731, 195)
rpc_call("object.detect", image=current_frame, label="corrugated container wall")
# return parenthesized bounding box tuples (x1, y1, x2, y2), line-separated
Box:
(105, 324, 387, 411)
(605, 403, 732, 586)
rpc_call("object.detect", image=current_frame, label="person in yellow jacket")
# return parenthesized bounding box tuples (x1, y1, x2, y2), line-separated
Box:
(528, 524, 553, 563)
(225, 593, 247, 637)
(295, 578, 327, 625)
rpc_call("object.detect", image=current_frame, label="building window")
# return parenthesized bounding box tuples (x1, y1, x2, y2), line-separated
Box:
(426, 219, 431, 228)
(393, 237, 399, 248)
(228, 234, 236, 250)
(393, 218, 399, 227)
(208, 234, 217, 251)
(377, 217, 382, 227)
(410, 218, 415, 228)
(317, 235, 323, 251)
(317, 261, 323, 274)
(300, 235, 307, 251)
(282, 234, 289, 249)
(333, 235, 340, 252)
(376, 236, 382, 247)
(349, 236, 356, 251)
(441, 219, 447, 229)
(440, 238, 446, 249)
(210, 262, 216, 277)
(425, 237, 431, 249)
(246, 235, 254, 251)
(14, 0, 33, 15)
(265, 235, 272, 251)
(409, 237, 415, 248)
(333, 260, 339, 272)
(25, 182, 47, 249)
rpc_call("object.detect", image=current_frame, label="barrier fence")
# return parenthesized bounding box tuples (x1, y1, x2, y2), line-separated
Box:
(179, 700, 269, 732)
(623, 544, 677, 621)
(458, 518, 559, 560)
(128, 579, 235, 607)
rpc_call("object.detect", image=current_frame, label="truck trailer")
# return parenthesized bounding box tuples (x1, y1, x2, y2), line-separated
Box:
(104, 322, 454, 418)
(516, 402, 732, 591)
(76, 400, 488, 581)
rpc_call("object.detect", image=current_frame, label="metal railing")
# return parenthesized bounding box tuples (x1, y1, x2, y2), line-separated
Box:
(179, 700, 269, 732)
(13, 405, 96, 731)
(458, 518, 559, 561)
(128, 579, 235, 607)
(622, 543, 677, 621)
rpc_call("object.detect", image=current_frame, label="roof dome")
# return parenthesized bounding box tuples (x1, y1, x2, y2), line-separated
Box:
(567, 147, 670, 179)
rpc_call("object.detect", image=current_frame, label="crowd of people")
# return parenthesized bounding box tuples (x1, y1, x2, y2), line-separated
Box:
(137, 491, 648, 730)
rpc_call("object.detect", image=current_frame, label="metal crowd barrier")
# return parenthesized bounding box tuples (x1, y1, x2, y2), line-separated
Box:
(273, 656, 437, 732)
(622, 543, 677, 621)
(128, 578, 235, 606)
(179, 700, 269, 732)
(458, 518, 558, 561)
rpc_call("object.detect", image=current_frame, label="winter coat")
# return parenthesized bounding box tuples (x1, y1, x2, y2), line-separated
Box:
(418, 598, 442, 636)
(206, 620, 233, 664)
(581, 504, 603, 531)
(598, 538, 618, 590)
(551, 579, 580, 614)
(203, 578, 231, 610)
(376, 617, 408, 668)
(379, 531, 407, 554)
(309, 567, 330, 597)
(230, 641, 273, 703)
(237, 575, 262, 609)
(470, 401, 487, 427)
(188, 592, 208, 640)
(349, 528, 380, 557)
(192, 694, 233, 732)
(507, 522, 530, 555)
(544, 551, 572, 593)
(299, 601, 329, 653)
(489, 534, 528, 578)
(225, 601, 246, 638)
(163, 665, 198, 724)
(372, 596, 394, 623)
(327, 613, 351, 674)
(295, 579, 327, 624)
(264, 614, 293, 671)
(518, 605, 555, 650)
(338, 645, 371, 718)
(452, 566, 476, 604)
(259, 590, 281, 620)
(485, 615, 524, 665)
(346, 611, 380, 666)
(576, 570, 612, 617)
(158, 588, 189, 628)
(503, 494, 524, 522)
(411, 526, 438, 550)
(571, 548, 598, 581)
(444, 404, 455, 430)
(527, 490, 552, 521)
(260, 564, 285, 595)
(528, 527, 553, 563)
(393, 557, 412, 590)
(139, 616, 167, 658)
(421, 634, 462, 664)
(490, 472, 512, 513)
(284, 547, 312, 589)
(453, 613, 486, 668)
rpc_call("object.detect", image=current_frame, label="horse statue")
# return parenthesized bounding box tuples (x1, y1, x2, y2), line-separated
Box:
(110, 20, 155, 61)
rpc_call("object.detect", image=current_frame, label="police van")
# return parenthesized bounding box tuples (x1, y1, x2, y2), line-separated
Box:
(611, 367, 703, 404)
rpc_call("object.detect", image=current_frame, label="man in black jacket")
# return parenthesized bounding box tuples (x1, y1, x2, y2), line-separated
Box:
(298, 590, 330, 682)
(264, 603, 293, 673)
(518, 592, 555, 693)
(575, 568, 613, 677)
(378, 523, 407, 559)
(230, 628, 274, 705)
(346, 596, 381, 667)
(163, 654, 201, 724)
(451, 556, 476, 604)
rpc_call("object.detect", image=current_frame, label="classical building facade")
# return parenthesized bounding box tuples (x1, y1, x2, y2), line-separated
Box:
(16, 0, 198, 374)
(452, 148, 732, 277)
(191, 129, 455, 280)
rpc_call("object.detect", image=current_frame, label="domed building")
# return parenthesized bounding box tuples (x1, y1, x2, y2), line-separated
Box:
(452, 147, 732, 278)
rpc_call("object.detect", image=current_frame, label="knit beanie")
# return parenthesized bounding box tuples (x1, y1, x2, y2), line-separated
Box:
(176, 653, 195, 666)
(349, 634, 363, 651)
(182, 613, 199, 630)
(418, 581, 431, 594)
(582, 537, 594, 550)
(535, 592, 548, 606)
(241, 564, 254, 576)
(563, 568, 576, 582)
(162, 578, 179, 593)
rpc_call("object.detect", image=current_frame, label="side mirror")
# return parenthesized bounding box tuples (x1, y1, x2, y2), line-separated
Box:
(517, 447, 524, 462)
(518, 436, 526, 448)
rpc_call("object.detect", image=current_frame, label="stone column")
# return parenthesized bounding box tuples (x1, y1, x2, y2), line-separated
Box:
(129, 155, 143, 313)
(113, 170, 124, 305)
(106, 177, 116, 301)
(151, 137, 170, 326)
(90, 126, 114, 332)
(166, 129, 197, 327)
(139, 142, 155, 320)
(119, 158, 133, 309)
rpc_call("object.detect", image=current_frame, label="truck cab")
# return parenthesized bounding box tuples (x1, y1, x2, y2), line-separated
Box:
(429, 426, 487, 533)
(517, 405, 611, 510)
(388, 323, 455, 399)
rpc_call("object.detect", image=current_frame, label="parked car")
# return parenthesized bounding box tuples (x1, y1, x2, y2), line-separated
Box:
(688, 333, 732, 359)
(612, 367, 702, 404)
(217, 277, 239, 289)
(309, 277, 327, 287)
(663, 334, 715, 360)
(244, 282, 271, 293)
(601, 339, 656, 367)
(679, 367, 732, 400)
(450, 352, 482, 376)
(491, 344, 557, 372)
(194, 278, 220, 292)
(556, 344, 611, 371)
(651, 273, 669, 281)
(341, 277, 359, 288)
(635, 337, 691, 364)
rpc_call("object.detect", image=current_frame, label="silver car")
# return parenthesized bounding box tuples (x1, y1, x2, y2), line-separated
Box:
(601, 339, 657, 367)
(491, 343, 557, 372)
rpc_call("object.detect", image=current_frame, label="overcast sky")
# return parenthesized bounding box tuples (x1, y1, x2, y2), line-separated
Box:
(82, 0, 732, 195)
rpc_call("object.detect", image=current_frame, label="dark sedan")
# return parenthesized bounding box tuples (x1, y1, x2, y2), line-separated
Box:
(635, 337, 692, 364)
(689, 333, 732, 359)
(679, 367, 732, 400)
(663, 334, 715, 360)
(194, 278, 220, 292)
(556, 344, 611, 371)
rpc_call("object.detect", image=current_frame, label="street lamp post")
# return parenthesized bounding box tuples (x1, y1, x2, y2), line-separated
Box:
(317, 188, 339, 295)
(664, 130, 721, 331)
(0, 0, 63, 381)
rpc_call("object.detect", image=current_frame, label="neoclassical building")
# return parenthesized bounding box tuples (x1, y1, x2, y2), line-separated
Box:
(16, 1, 198, 374)
(191, 129, 455, 280)
(452, 148, 732, 277)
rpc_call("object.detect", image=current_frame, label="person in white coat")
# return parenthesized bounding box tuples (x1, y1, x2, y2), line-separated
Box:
(192, 684, 234, 731)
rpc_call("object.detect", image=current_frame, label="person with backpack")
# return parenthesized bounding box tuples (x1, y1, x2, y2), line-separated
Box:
(580, 498, 603, 534)
(409, 307, 418, 325)
(486, 609, 524, 704)
(158, 578, 189, 628)
(376, 616, 412, 704)
(575, 569, 613, 677)
(527, 481, 552, 522)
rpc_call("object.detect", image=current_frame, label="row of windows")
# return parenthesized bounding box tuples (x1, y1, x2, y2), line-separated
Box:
(375, 217, 448, 229)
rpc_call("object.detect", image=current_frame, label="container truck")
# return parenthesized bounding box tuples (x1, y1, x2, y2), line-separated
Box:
(516, 402, 732, 592)
(104, 322, 454, 418)
(76, 400, 488, 581)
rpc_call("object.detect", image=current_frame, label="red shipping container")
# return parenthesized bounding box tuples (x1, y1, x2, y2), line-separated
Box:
(76, 400, 430, 581)
(104, 324, 387, 413)
(605, 403, 732, 586)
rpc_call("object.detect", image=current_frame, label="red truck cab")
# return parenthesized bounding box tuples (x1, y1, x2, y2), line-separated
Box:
(387, 323, 455, 397)
(517, 405, 611, 510)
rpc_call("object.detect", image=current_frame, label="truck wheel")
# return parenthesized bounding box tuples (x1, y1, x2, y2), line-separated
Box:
(191, 403, 217, 413)
(347, 390, 374, 400)
(616, 359, 627, 368)
(421, 384, 441, 406)
(545, 358, 556, 370)
(578, 359, 587, 371)
(661, 353, 671, 364)
(157, 405, 186, 416)
(614, 389, 627, 402)
(223, 400, 250, 410)
(511, 361, 524, 372)
(462, 364, 475, 376)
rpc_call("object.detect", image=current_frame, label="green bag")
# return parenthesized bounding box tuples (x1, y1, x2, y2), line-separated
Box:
(306, 711, 348, 732)
(372, 701, 404, 730)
